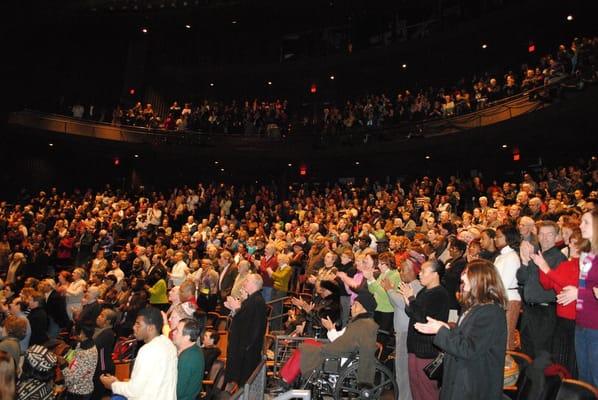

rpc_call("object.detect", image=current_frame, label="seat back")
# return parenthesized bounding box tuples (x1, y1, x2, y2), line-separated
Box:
(555, 379, 598, 400)
(217, 330, 228, 361)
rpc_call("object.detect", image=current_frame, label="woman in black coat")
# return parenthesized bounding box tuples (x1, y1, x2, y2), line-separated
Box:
(415, 259, 508, 400)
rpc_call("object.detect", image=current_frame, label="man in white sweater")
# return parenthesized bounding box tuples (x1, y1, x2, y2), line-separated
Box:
(100, 307, 178, 400)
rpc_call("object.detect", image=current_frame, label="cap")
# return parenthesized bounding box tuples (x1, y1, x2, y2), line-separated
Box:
(355, 290, 377, 314)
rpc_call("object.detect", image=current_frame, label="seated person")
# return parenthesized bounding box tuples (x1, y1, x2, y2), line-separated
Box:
(200, 329, 221, 378)
(280, 290, 378, 387)
(288, 280, 341, 338)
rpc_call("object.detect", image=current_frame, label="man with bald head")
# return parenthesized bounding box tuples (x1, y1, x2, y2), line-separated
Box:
(224, 274, 267, 392)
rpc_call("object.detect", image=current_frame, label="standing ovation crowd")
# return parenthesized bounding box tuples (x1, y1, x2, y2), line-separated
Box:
(0, 159, 597, 399)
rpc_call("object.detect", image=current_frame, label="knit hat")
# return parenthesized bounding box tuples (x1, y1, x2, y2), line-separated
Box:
(26, 345, 57, 372)
(355, 290, 377, 314)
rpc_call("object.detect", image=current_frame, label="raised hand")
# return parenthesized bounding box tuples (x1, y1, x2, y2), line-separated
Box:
(414, 316, 450, 335)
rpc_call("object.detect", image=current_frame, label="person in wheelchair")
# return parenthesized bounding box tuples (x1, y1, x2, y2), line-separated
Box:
(287, 280, 341, 338)
(281, 290, 378, 388)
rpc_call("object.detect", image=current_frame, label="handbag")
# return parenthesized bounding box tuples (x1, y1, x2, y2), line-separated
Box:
(423, 352, 445, 381)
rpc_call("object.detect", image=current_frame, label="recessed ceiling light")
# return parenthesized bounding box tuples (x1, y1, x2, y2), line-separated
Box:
(210, 83, 214, 87)
(48, 143, 54, 147)
(566, 15, 573, 21)
(141, 27, 149, 34)
(425, 155, 431, 159)
(482, 44, 488, 49)
(185, 24, 191, 29)
(232, 20, 238, 24)
(214, 161, 219, 165)
(330, 75, 335, 80)
(220, 168, 225, 172)
(288, 163, 292, 167)
(355, 161, 360, 165)
(502, 144, 508, 148)
(267, 81, 272, 85)
(134, 154, 139, 158)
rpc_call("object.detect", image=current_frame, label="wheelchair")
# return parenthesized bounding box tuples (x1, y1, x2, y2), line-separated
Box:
(299, 352, 397, 399)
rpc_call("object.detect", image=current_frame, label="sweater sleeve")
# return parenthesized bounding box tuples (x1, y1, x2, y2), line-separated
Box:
(112, 345, 151, 398)
(544, 260, 578, 289)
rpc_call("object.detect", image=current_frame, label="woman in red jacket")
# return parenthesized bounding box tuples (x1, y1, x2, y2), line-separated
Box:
(532, 228, 584, 377)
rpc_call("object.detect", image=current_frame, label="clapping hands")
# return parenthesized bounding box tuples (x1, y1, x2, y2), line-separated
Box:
(224, 296, 241, 311)
(414, 316, 450, 335)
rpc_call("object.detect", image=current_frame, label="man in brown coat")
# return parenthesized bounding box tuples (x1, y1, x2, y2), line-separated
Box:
(300, 290, 378, 385)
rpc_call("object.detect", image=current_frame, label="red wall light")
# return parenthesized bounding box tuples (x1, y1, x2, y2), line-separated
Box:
(528, 44, 536, 53)
(513, 147, 520, 161)
(299, 165, 307, 176)
(310, 84, 317, 94)
(129, 88, 136, 95)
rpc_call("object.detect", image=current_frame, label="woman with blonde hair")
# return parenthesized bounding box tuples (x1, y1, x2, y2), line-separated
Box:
(415, 259, 507, 400)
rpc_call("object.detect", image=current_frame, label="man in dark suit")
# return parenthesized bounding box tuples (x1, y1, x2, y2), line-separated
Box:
(217, 251, 238, 303)
(223, 274, 267, 392)
(77, 286, 102, 328)
(26, 291, 49, 346)
(39, 278, 70, 338)
(93, 308, 117, 400)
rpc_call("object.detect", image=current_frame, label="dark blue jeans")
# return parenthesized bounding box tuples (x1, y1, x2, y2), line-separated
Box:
(575, 325, 598, 387)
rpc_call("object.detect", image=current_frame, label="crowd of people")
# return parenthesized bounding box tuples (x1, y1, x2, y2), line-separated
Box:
(64, 35, 598, 138)
(0, 159, 597, 399)
(318, 36, 598, 134)
(113, 99, 289, 136)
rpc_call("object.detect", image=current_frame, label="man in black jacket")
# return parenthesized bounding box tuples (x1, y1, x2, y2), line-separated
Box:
(92, 308, 117, 400)
(223, 273, 267, 392)
(26, 291, 49, 346)
(39, 278, 70, 338)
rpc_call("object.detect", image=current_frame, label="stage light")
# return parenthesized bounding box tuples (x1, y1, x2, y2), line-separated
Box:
(482, 44, 488, 49)
(402, 64, 407, 69)
(210, 83, 214, 87)
(425, 155, 431, 159)
(310, 84, 317, 94)
(134, 154, 139, 158)
(502, 144, 508, 149)
(355, 161, 360, 165)
(566, 15, 573, 21)
(141, 27, 149, 34)
(288, 163, 292, 167)
(48, 143, 54, 147)
(330, 75, 335, 80)
(185, 24, 191, 29)
(267, 81, 272, 85)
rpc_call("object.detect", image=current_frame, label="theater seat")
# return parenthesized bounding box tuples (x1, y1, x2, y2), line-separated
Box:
(554, 379, 598, 400)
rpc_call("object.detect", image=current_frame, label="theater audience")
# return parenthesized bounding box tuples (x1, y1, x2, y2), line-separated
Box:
(0, 157, 596, 398)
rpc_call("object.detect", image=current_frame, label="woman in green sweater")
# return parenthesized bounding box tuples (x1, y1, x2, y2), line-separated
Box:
(146, 268, 169, 312)
(364, 252, 402, 333)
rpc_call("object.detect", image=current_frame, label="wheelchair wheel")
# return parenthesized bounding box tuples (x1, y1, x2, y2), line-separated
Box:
(333, 361, 397, 399)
